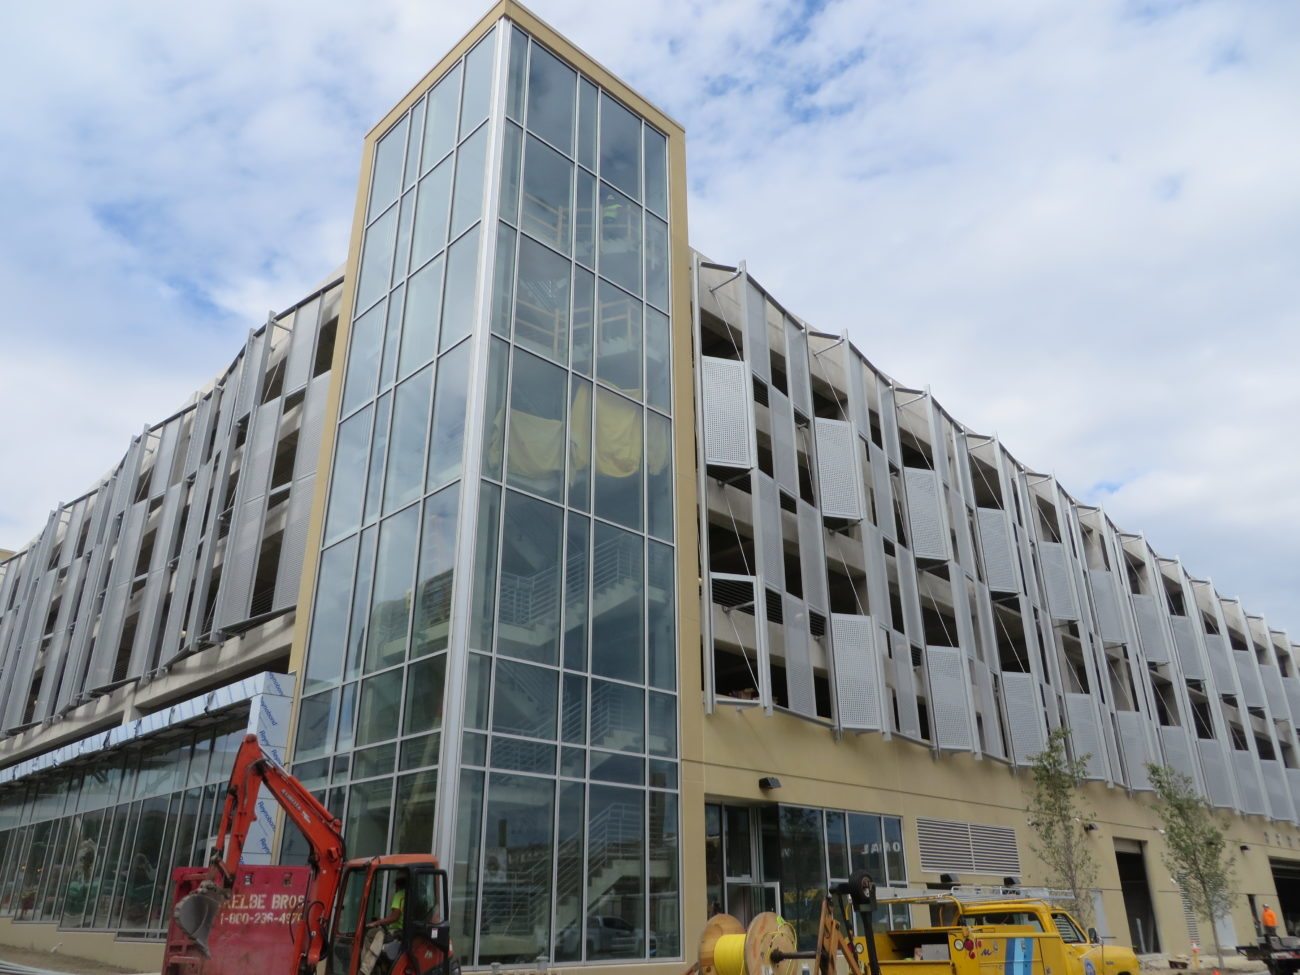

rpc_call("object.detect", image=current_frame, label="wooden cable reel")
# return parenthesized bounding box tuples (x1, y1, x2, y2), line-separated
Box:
(696, 912, 797, 975)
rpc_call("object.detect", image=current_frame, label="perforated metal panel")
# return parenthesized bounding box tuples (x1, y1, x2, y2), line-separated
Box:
(1063, 693, 1107, 780)
(1259, 663, 1289, 717)
(745, 281, 770, 383)
(892, 631, 922, 738)
(1233, 650, 1267, 708)
(294, 374, 331, 483)
(950, 569, 977, 658)
(862, 522, 889, 624)
(1260, 758, 1295, 821)
(1131, 594, 1170, 664)
(879, 385, 901, 466)
(129, 482, 186, 676)
(1038, 542, 1079, 621)
(815, 419, 862, 520)
(183, 396, 214, 476)
(1284, 676, 1300, 725)
(241, 402, 281, 504)
(1206, 633, 1234, 691)
(1115, 710, 1153, 790)
(832, 614, 883, 731)
(233, 330, 266, 419)
(1088, 570, 1126, 644)
(753, 472, 785, 592)
(897, 548, 925, 645)
(769, 388, 799, 493)
(977, 508, 1019, 593)
(1233, 751, 1267, 815)
(797, 500, 829, 613)
(785, 319, 812, 418)
(927, 646, 974, 751)
(904, 468, 948, 560)
(1169, 616, 1207, 680)
(1158, 726, 1199, 785)
(1288, 768, 1300, 819)
(274, 472, 317, 611)
(215, 499, 263, 631)
(701, 357, 754, 470)
(868, 443, 896, 538)
(1002, 672, 1047, 765)
(782, 594, 816, 717)
(974, 661, 1003, 758)
(1198, 739, 1235, 808)
(283, 298, 321, 394)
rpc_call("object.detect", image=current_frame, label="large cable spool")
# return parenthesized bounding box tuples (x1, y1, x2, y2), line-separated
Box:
(697, 912, 796, 975)
(699, 913, 744, 975)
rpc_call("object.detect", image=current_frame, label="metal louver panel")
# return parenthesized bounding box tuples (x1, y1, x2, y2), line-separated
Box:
(1197, 739, 1235, 808)
(1206, 634, 1234, 690)
(1284, 676, 1300, 726)
(701, 357, 753, 469)
(240, 402, 281, 505)
(745, 282, 770, 383)
(782, 594, 816, 717)
(904, 468, 948, 560)
(128, 482, 186, 675)
(832, 614, 883, 731)
(797, 500, 828, 613)
(927, 646, 973, 751)
(969, 824, 1021, 874)
(785, 320, 812, 417)
(897, 548, 925, 645)
(1288, 768, 1300, 819)
(182, 397, 214, 476)
(1002, 672, 1047, 765)
(892, 631, 922, 738)
(1064, 693, 1107, 780)
(868, 443, 896, 538)
(879, 385, 901, 466)
(1169, 616, 1207, 680)
(215, 501, 262, 631)
(753, 473, 784, 591)
(1038, 542, 1079, 621)
(1233, 651, 1266, 708)
(917, 818, 1021, 876)
(862, 523, 888, 625)
(293, 375, 331, 482)
(149, 420, 182, 497)
(770, 388, 798, 493)
(951, 570, 977, 658)
(1131, 594, 1170, 664)
(1158, 726, 1199, 784)
(283, 298, 321, 394)
(1260, 758, 1295, 821)
(1259, 663, 1288, 716)
(814, 419, 862, 520)
(976, 508, 1019, 593)
(1088, 570, 1126, 644)
(974, 661, 1003, 759)
(274, 472, 316, 611)
(1115, 710, 1153, 790)
(1232, 751, 1267, 816)
(233, 331, 266, 419)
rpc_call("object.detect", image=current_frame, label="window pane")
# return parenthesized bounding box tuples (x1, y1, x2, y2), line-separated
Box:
(780, 806, 827, 950)
(354, 742, 395, 779)
(590, 680, 643, 752)
(847, 813, 884, 880)
(499, 123, 523, 227)
(411, 157, 453, 270)
(452, 768, 484, 961)
(497, 491, 563, 664)
(505, 29, 527, 122)
(594, 388, 643, 531)
(649, 792, 680, 957)
(305, 538, 358, 693)
(597, 279, 642, 396)
(645, 307, 670, 413)
(356, 669, 403, 746)
(527, 44, 576, 154)
(479, 774, 554, 965)
(470, 482, 501, 653)
(392, 189, 415, 286)
(648, 541, 676, 690)
(599, 96, 641, 201)
(481, 337, 509, 480)
(521, 136, 573, 255)
(648, 690, 676, 757)
(345, 528, 377, 682)
(379, 284, 405, 390)
(646, 412, 672, 540)
(568, 376, 592, 513)
(883, 816, 906, 885)
(571, 265, 594, 375)
(553, 781, 585, 963)
(493, 659, 558, 740)
(440, 224, 481, 351)
(587, 785, 643, 960)
(401, 732, 441, 771)
(490, 222, 516, 337)
(357, 204, 398, 312)
(564, 513, 589, 669)
(294, 690, 338, 763)
(383, 366, 433, 513)
(364, 505, 419, 672)
(645, 213, 669, 311)
(577, 79, 597, 171)
(369, 116, 408, 221)
(514, 235, 571, 362)
(574, 169, 596, 268)
(344, 778, 392, 859)
(363, 393, 392, 524)
(598, 185, 642, 297)
(422, 63, 461, 173)
(460, 31, 495, 139)
(342, 302, 385, 416)
(506, 349, 567, 501)
(465, 653, 491, 730)
(450, 125, 488, 239)
(427, 339, 471, 489)
(404, 653, 448, 735)
(404, 100, 425, 190)
(644, 126, 667, 216)
(826, 811, 849, 879)
(325, 405, 372, 541)
(562, 673, 587, 743)
(393, 769, 437, 854)
(591, 523, 643, 682)
(413, 484, 460, 657)
(398, 254, 444, 378)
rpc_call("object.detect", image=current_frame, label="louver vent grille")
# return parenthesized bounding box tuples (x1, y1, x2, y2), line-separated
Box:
(917, 817, 1020, 875)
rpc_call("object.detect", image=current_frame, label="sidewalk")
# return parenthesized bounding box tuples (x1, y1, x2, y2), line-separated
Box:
(0, 946, 134, 975)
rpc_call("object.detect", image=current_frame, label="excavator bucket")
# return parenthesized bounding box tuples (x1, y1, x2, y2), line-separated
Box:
(173, 881, 225, 958)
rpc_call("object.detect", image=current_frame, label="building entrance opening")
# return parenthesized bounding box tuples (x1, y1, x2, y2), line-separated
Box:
(1115, 841, 1161, 954)
(1269, 859, 1300, 936)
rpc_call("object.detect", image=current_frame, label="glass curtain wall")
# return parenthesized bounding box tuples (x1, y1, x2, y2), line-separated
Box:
(0, 720, 245, 939)
(297, 17, 680, 968)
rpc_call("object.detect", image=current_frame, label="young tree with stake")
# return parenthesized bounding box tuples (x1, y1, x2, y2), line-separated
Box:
(1027, 728, 1099, 928)
(1147, 763, 1236, 970)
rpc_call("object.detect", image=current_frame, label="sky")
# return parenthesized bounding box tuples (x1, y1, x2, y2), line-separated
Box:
(1, 0, 1297, 632)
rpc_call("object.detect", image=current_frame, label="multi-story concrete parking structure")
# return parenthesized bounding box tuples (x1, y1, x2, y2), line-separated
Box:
(1, 3, 1299, 970)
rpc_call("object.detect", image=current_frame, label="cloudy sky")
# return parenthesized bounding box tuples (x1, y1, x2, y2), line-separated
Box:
(1, 0, 1297, 632)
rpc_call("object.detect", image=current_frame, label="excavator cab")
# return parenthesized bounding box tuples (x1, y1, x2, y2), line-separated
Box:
(328, 858, 452, 975)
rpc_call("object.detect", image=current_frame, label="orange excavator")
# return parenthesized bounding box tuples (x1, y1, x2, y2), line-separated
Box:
(164, 733, 455, 975)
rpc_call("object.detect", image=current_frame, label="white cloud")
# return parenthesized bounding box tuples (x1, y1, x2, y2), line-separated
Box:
(1, 0, 1297, 636)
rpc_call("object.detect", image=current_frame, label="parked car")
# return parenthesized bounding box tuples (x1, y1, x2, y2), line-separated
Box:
(556, 915, 656, 957)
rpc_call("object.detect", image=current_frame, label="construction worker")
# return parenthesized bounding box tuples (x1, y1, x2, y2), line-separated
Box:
(363, 875, 408, 975)
(1262, 903, 1279, 939)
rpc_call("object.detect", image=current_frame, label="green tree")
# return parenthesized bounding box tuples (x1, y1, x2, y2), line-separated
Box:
(1027, 728, 1098, 927)
(1147, 763, 1236, 969)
